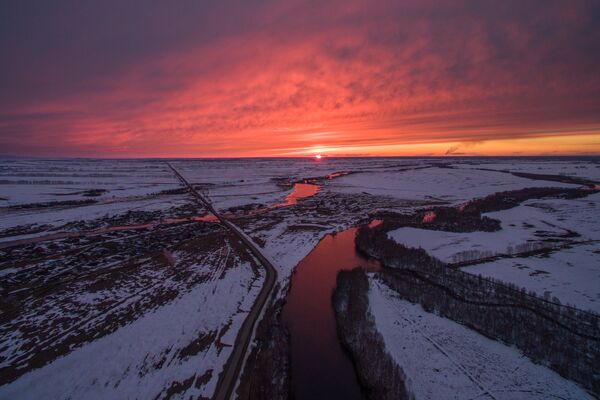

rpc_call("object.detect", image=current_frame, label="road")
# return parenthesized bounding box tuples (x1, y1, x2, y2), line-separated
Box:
(167, 162, 278, 400)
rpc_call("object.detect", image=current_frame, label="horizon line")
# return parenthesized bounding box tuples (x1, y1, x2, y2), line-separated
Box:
(2, 154, 600, 160)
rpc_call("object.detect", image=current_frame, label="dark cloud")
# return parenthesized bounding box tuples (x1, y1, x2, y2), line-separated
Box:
(1, 0, 599, 156)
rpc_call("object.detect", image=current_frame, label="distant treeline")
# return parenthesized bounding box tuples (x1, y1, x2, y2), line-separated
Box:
(8, 199, 98, 209)
(510, 171, 597, 188)
(460, 186, 594, 214)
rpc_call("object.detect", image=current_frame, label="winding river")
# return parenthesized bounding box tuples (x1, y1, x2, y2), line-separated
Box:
(282, 227, 381, 400)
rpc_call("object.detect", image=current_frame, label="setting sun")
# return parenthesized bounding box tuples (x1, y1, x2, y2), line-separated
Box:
(315, 154, 322, 159)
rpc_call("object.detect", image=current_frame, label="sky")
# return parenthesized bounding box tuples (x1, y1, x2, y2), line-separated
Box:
(1, 0, 600, 157)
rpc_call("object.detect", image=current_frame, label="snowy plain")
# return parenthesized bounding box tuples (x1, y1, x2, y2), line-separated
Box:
(0, 260, 262, 400)
(1, 156, 599, 399)
(387, 192, 600, 311)
(369, 276, 593, 400)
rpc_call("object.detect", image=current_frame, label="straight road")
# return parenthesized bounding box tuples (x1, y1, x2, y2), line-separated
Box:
(167, 162, 278, 400)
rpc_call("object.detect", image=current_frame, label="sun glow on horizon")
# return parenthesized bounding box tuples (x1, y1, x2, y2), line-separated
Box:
(315, 154, 322, 159)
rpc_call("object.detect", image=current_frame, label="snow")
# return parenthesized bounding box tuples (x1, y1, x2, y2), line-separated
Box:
(387, 192, 600, 309)
(262, 224, 333, 283)
(368, 276, 593, 400)
(453, 159, 600, 181)
(0, 195, 191, 232)
(464, 244, 600, 312)
(387, 202, 574, 264)
(329, 166, 578, 204)
(0, 159, 190, 232)
(170, 157, 426, 211)
(1, 157, 598, 398)
(528, 192, 600, 240)
(0, 260, 263, 400)
(0, 159, 179, 206)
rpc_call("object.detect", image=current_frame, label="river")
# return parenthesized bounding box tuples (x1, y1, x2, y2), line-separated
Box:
(282, 227, 381, 400)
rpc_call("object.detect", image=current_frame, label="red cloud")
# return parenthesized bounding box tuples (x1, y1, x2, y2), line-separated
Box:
(1, 0, 599, 156)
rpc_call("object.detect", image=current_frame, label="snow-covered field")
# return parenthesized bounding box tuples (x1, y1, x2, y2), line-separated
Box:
(0, 159, 193, 233)
(464, 243, 600, 312)
(330, 165, 577, 204)
(453, 158, 600, 181)
(169, 157, 415, 211)
(1, 257, 262, 400)
(387, 192, 600, 310)
(369, 276, 593, 399)
(1, 156, 598, 399)
(0, 159, 265, 398)
(0, 159, 180, 205)
(388, 200, 581, 264)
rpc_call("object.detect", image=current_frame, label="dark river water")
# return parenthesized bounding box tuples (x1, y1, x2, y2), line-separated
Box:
(282, 227, 381, 400)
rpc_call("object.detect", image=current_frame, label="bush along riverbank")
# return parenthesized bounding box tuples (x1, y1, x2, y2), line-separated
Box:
(236, 298, 290, 400)
(332, 268, 413, 400)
